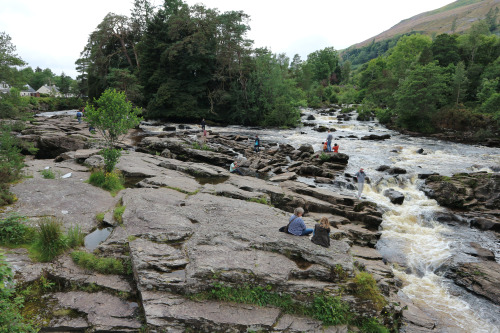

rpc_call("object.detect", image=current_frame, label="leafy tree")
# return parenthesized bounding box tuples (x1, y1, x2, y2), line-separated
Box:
(458, 20, 489, 66)
(0, 31, 26, 87)
(393, 62, 450, 133)
(431, 34, 460, 67)
(107, 68, 143, 103)
(306, 47, 339, 84)
(387, 34, 432, 81)
(358, 57, 397, 108)
(84, 89, 142, 171)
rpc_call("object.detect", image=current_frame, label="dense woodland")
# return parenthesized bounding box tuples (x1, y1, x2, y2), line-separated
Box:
(1, 0, 499, 133)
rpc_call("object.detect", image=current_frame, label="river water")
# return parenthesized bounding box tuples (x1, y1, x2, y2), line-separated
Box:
(142, 107, 500, 332)
(40, 109, 500, 331)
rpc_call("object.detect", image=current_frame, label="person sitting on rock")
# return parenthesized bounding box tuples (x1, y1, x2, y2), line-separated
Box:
(332, 143, 339, 153)
(288, 207, 313, 236)
(311, 216, 330, 248)
(230, 161, 243, 175)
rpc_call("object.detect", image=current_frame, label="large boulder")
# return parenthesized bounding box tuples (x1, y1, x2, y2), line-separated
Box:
(383, 189, 405, 205)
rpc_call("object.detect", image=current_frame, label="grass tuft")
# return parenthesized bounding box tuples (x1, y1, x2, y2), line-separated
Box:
(70, 251, 126, 275)
(33, 217, 67, 262)
(88, 170, 124, 196)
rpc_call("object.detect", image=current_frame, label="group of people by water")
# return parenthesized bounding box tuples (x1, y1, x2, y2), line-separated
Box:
(322, 129, 339, 153)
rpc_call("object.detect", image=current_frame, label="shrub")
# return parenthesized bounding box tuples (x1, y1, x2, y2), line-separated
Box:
(0, 214, 35, 246)
(319, 152, 330, 162)
(66, 225, 85, 248)
(88, 170, 124, 196)
(40, 168, 55, 179)
(191, 142, 212, 151)
(100, 148, 122, 173)
(375, 108, 393, 124)
(70, 251, 125, 275)
(33, 217, 67, 262)
(0, 183, 17, 207)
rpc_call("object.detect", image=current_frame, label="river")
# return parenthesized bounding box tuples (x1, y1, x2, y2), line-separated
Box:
(141, 107, 500, 332)
(40, 108, 500, 332)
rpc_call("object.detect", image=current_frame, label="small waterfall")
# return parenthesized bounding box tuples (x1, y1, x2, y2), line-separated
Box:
(367, 175, 499, 332)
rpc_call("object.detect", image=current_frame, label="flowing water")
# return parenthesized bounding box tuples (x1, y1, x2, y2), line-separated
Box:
(41, 109, 500, 331)
(142, 108, 500, 332)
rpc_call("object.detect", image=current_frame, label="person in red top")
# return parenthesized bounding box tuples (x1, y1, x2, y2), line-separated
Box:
(322, 142, 328, 152)
(332, 143, 339, 153)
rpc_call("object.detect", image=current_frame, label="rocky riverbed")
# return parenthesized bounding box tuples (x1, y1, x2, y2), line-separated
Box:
(1, 114, 499, 332)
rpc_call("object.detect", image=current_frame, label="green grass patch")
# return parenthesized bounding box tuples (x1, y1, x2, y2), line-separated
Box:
(39, 168, 55, 179)
(88, 170, 124, 196)
(353, 272, 387, 311)
(0, 183, 17, 207)
(96, 212, 105, 223)
(319, 152, 331, 162)
(32, 217, 68, 262)
(66, 225, 85, 248)
(247, 196, 272, 206)
(191, 142, 212, 151)
(113, 199, 126, 224)
(70, 251, 126, 275)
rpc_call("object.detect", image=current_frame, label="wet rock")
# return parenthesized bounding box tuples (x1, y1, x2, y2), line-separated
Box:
(417, 171, 439, 179)
(298, 144, 314, 154)
(376, 165, 390, 172)
(361, 134, 391, 141)
(470, 217, 500, 231)
(338, 224, 381, 248)
(416, 148, 424, 154)
(445, 261, 500, 305)
(269, 172, 298, 182)
(315, 177, 332, 184)
(465, 242, 496, 261)
(383, 188, 405, 205)
(163, 126, 176, 131)
(386, 167, 407, 175)
(307, 114, 316, 120)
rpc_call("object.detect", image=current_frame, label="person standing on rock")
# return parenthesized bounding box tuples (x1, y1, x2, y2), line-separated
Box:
(76, 108, 83, 124)
(311, 217, 330, 248)
(201, 118, 206, 131)
(288, 207, 313, 236)
(355, 168, 366, 199)
(326, 130, 333, 152)
(254, 135, 260, 152)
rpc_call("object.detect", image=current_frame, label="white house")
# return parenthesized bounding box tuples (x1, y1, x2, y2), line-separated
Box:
(37, 84, 61, 97)
(20, 84, 38, 97)
(0, 81, 10, 94)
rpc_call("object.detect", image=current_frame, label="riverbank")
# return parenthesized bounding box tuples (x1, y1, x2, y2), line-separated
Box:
(1, 111, 499, 332)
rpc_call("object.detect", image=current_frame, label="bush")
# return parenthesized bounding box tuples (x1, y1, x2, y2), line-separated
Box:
(0, 183, 16, 207)
(0, 214, 35, 246)
(33, 217, 67, 262)
(88, 170, 124, 196)
(70, 251, 125, 274)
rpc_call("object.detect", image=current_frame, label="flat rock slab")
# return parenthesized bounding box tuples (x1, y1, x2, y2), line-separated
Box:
(1, 247, 48, 283)
(48, 255, 133, 294)
(269, 172, 298, 182)
(142, 291, 281, 330)
(50, 291, 141, 331)
(6, 167, 116, 233)
(138, 170, 201, 193)
(350, 245, 383, 260)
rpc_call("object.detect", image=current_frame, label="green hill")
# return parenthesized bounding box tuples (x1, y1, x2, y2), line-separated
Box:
(341, 0, 499, 65)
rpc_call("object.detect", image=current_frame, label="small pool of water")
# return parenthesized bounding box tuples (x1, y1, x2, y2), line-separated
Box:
(84, 227, 113, 251)
(124, 176, 147, 188)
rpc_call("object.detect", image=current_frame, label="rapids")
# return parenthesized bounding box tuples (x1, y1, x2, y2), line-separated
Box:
(142, 107, 500, 332)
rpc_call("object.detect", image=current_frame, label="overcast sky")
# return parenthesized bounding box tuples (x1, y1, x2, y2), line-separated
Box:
(0, 0, 454, 79)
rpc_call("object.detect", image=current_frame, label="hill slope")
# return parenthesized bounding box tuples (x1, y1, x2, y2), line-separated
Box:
(352, 0, 499, 49)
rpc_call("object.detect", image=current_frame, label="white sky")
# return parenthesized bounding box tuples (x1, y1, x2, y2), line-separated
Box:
(0, 0, 454, 79)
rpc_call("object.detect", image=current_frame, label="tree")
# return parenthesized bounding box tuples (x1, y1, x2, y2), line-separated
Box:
(0, 31, 26, 86)
(452, 61, 468, 106)
(393, 62, 450, 133)
(306, 47, 339, 84)
(387, 34, 432, 80)
(84, 89, 142, 171)
(431, 34, 460, 67)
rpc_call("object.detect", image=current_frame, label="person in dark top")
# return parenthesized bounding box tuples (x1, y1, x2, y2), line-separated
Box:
(254, 135, 260, 152)
(311, 216, 330, 248)
(201, 118, 206, 131)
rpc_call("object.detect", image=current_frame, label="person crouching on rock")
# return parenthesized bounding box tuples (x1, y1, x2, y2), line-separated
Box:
(230, 161, 243, 175)
(322, 142, 328, 152)
(288, 207, 313, 236)
(311, 217, 330, 248)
